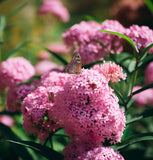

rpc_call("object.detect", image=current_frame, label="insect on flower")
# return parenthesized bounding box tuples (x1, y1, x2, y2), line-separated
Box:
(65, 51, 82, 74)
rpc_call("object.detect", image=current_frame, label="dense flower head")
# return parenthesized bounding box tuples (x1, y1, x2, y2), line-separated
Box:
(93, 20, 126, 54)
(56, 69, 126, 144)
(62, 21, 101, 46)
(39, 0, 70, 22)
(63, 139, 99, 160)
(21, 86, 63, 141)
(144, 62, 153, 84)
(62, 20, 126, 64)
(7, 80, 39, 112)
(133, 86, 153, 107)
(63, 139, 124, 160)
(92, 61, 126, 83)
(35, 60, 63, 74)
(78, 146, 124, 160)
(0, 57, 35, 90)
(125, 25, 153, 53)
(39, 71, 70, 88)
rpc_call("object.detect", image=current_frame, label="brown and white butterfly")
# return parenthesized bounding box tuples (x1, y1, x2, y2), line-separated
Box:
(65, 51, 82, 74)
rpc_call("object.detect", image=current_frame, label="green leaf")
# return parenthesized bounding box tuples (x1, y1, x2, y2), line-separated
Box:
(99, 30, 139, 53)
(128, 59, 136, 72)
(138, 53, 153, 68)
(6, 139, 64, 160)
(7, 3, 27, 20)
(113, 133, 153, 150)
(0, 14, 6, 44)
(45, 48, 68, 65)
(7, 39, 41, 58)
(144, 0, 153, 14)
(126, 108, 153, 125)
(0, 123, 33, 160)
(132, 82, 153, 96)
(139, 43, 153, 61)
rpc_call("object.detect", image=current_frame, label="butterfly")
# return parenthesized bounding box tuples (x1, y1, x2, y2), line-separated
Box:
(65, 51, 82, 74)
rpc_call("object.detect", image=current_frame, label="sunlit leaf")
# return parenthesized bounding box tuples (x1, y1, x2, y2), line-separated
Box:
(0, 14, 6, 44)
(6, 139, 64, 160)
(99, 30, 139, 53)
(7, 3, 27, 20)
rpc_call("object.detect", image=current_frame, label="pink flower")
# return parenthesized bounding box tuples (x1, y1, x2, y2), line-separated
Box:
(37, 50, 51, 60)
(39, 71, 70, 88)
(7, 80, 39, 112)
(0, 115, 14, 127)
(133, 86, 153, 107)
(21, 86, 63, 141)
(125, 25, 153, 53)
(63, 139, 124, 160)
(92, 61, 126, 83)
(39, 0, 70, 22)
(35, 60, 64, 74)
(144, 62, 153, 84)
(0, 57, 35, 90)
(62, 20, 126, 64)
(56, 69, 126, 144)
(62, 21, 100, 46)
(63, 139, 99, 160)
(48, 42, 71, 54)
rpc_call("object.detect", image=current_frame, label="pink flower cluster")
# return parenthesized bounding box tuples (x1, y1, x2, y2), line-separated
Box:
(125, 25, 153, 54)
(0, 57, 35, 91)
(39, 0, 70, 22)
(63, 139, 124, 160)
(18, 62, 126, 158)
(62, 20, 126, 64)
(133, 62, 153, 107)
(63, 20, 153, 64)
(92, 61, 126, 83)
(21, 72, 70, 141)
(35, 60, 64, 74)
(7, 80, 39, 112)
(133, 86, 153, 107)
(145, 62, 153, 85)
(57, 69, 126, 144)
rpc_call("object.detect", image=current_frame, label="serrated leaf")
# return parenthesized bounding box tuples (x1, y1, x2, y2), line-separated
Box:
(6, 139, 64, 160)
(0, 14, 6, 44)
(126, 108, 153, 125)
(113, 133, 153, 150)
(7, 3, 27, 20)
(99, 30, 139, 53)
(0, 123, 33, 160)
(45, 48, 68, 65)
(139, 43, 153, 60)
